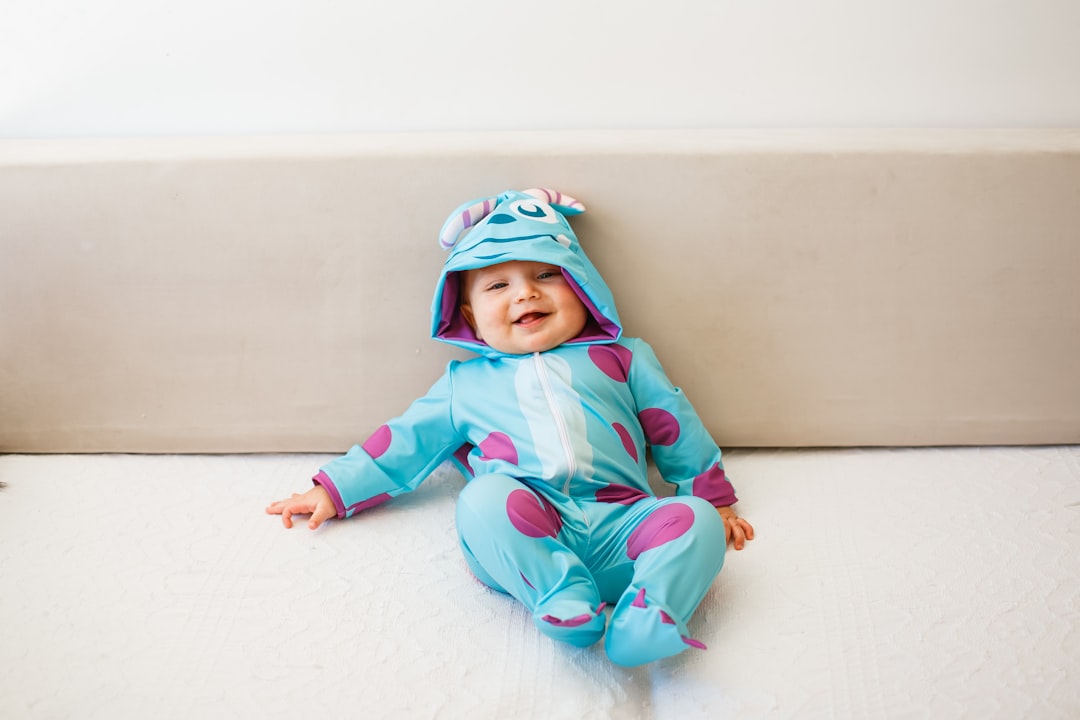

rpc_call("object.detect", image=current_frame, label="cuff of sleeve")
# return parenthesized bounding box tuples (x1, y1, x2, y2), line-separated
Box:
(692, 464, 737, 508)
(313, 470, 347, 519)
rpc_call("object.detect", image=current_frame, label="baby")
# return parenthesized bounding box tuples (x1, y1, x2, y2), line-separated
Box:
(267, 188, 753, 666)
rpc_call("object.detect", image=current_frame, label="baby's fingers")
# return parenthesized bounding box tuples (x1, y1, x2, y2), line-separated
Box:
(308, 503, 336, 530)
(265, 494, 301, 514)
(277, 500, 314, 529)
(730, 524, 745, 550)
(731, 519, 754, 550)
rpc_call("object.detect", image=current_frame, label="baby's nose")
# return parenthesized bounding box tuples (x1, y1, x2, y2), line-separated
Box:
(516, 281, 540, 301)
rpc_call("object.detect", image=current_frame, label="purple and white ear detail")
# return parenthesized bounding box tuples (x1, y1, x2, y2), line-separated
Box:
(522, 188, 585, 215)
(438, 195, 499, 250)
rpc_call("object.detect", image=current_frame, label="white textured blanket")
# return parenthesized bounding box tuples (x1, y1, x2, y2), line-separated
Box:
(1, 447, 1077, 718)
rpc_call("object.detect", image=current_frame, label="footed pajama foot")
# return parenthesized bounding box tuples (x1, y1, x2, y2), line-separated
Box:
(534, 601, 607, 648)
(605, 588, 705, 667)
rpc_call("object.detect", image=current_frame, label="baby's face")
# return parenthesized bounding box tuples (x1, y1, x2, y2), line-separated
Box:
(460, 260, 589, 355)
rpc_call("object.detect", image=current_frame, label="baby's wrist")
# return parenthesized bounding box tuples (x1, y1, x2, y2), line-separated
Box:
(312, 471, 347, 518)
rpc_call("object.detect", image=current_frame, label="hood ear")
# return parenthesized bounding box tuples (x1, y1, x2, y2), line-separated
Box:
(521, 188, 585, 216)
(438, 195, 499, 250)
(437, 189, 585, 250)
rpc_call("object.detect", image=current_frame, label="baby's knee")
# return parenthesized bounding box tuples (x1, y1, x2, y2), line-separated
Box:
(686, 497, 728, 554)
(684, 495, 728, 535)
(457, 474, 564, 541)
(627, 496, 725, 559)
(457, 473, 519, 516)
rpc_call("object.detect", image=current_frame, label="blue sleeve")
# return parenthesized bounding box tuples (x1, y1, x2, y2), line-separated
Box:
(625, 338, 738, 507)
(314, 365, 464, 518)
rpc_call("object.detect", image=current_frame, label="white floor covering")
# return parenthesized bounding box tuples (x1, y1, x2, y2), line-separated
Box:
(1, 447, 1078, 719)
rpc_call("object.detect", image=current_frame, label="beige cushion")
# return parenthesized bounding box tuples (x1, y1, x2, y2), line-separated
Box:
(2, 130, 1078, 452)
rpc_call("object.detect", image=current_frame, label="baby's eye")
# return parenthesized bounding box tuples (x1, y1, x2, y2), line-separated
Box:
(486, 281, 508, 291)
(537, 270, 561, 280)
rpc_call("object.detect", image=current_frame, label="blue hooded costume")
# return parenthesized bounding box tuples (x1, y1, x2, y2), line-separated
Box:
(313, 189, 737, 666)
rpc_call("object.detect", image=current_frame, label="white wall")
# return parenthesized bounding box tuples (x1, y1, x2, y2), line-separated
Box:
(3, 0, 1079, 137)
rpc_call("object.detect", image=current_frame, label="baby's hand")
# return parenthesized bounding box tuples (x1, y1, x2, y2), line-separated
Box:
(717, 506, 754, 551)
(266, 485, 336, 530)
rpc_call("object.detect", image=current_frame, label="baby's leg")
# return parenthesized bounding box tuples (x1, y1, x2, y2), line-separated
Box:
(455, 473, 605, 648)
(599, 496, 727, 666)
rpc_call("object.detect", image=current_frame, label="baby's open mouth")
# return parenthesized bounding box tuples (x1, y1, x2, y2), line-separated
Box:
(515, 312, 548, 325)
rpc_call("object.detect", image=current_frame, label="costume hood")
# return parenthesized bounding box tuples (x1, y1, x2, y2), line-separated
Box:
(431, 188, 622, 357)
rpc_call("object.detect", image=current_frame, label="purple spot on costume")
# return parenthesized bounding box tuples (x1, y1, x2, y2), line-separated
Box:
(506, 489, 563, 539)
(596, 483, 650, 505)
(612, 422, 638, 461)
(625, 503, 695, 560)
(639, 408, 681, 446)
(452, 443, 476, 478)
(362, 425, 392, 459)
(346, 492, 392, 515)
(589, 344, 633, 382)
(479, 432, 518, 465)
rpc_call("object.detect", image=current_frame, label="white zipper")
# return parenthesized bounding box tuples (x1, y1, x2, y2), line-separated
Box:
(533, 352, 577, 494)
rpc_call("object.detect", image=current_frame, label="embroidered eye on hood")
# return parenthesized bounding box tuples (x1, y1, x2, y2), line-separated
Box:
(431, 188, 622, 358)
